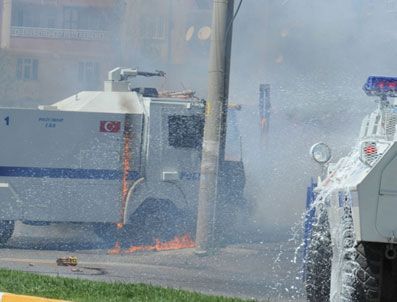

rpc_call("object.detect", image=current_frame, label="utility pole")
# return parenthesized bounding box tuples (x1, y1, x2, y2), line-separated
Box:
(167, 0, 174, 65)
(1, 0, 12, 49)
(195, 0, 235, 255)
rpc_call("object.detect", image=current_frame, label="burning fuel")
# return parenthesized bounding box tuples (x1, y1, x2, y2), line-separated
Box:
(108, 234, 195, 255)
(120, 117, 132, 228)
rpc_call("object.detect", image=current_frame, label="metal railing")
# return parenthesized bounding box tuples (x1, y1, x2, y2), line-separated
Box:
(11, 26, 109, 41)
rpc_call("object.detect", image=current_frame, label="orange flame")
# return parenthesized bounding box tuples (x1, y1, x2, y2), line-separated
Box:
(119, 127, 131, 228)
(108, 234, 195, 255)
(153, 234, 196, 251)
(108, 240, 122, 255)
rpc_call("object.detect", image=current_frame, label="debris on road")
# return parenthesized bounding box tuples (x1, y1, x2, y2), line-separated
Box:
(56, 257, 78, 267)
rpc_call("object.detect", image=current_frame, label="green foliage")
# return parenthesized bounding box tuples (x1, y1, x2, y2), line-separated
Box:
(0, 269, 250, 302)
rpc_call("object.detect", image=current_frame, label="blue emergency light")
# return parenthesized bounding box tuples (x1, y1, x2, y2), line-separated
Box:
(363, 76, 397, 97)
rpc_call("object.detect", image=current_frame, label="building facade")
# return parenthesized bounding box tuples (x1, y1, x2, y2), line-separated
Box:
(0, 0, 212, 106)
(120, 0, 211, 63)
(119, 0, 211, 92)
(0, 0, 120, 106)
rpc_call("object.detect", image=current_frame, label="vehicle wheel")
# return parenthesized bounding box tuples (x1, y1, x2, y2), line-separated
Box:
(0, 220, 14, 245)
(128, 199, 189, 245)
(350, 243, 382, 302)
(380, 246, 397, 301)
(337, 206, 382, 302)
(304, 204, 332, 302)
(93, 223, 121, 244)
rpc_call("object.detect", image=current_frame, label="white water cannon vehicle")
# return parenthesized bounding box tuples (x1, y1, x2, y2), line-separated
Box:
(303, 76, 397, 302)
(0, 67, 245, 245)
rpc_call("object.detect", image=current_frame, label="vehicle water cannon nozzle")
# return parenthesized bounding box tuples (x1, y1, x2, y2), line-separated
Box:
(137, 70, 166, 78)
(155, 70, 166, 77)
(108, 67, 167, 82)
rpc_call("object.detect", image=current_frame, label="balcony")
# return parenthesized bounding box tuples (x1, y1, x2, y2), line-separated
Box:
(11, 26, 109, 42)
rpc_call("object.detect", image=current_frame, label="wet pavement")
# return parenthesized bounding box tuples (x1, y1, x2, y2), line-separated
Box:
(0, 223, 306, 302)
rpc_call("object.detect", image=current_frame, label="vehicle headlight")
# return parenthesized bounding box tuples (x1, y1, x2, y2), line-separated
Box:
(310, 142, 332, 164)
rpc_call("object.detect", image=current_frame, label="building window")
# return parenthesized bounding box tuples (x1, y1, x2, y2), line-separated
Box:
(78, 62, 100, 89)
(12, 2, 58, 28)
(168, 115, 204, 149)
(13, 7, 24, 26)
(16, 58, 38, 81)
(63, 7, 107, 30)
(80, 9, 107, 30)
(44, 8, 57, 28)
(11, 3, 107, 30)
(140, 17, 166, 40)
(63, 7, 80, 29)
(12, 4, 40, 27)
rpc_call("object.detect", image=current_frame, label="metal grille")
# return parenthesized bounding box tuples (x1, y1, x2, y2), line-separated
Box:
(383, 109, 397, 140)
(362, 141, 380, 166)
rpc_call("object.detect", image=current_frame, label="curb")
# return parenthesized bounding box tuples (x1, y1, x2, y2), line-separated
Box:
(0, 293, 69, 302)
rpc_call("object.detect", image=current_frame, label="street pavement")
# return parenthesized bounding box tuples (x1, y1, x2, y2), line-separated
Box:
(0, 223, 306, 302)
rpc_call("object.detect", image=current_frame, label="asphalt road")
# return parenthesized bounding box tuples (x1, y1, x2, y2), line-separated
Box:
(0, 223, 306, 302)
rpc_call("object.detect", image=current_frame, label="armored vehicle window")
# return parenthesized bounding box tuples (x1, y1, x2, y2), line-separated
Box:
(168, 115, 204, 149)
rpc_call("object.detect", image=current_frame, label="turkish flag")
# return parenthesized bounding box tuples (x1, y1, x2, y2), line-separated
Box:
(100, 121, 121, 133)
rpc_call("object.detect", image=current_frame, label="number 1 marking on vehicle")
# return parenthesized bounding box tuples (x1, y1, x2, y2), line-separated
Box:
(4, 116, 9, 126)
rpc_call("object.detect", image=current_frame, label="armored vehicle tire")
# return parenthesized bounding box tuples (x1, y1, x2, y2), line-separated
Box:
(128, 199, 190, 245)
(93, 223, 120, 244)
(0, 220, 14, 245)
(304, 205, 332, 302)
(379, 246, 397, 301)
(337, 207, 381, 302)
(348, 243, 382, 302)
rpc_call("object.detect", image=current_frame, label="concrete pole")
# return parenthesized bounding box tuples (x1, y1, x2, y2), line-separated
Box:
(195, 0, 234, 255)
(167, 0, 173, 65)
(219, 1, 234, 163)
(1, 0, 12, 49)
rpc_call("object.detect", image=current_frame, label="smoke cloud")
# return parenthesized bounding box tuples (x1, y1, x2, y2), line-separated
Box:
(228, 0, 397, 228)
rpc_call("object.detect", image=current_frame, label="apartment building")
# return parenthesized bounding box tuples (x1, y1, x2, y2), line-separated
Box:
(120, 0, 211, 66)
(0, 0, 120, 106)
(0, 0, 213, 105)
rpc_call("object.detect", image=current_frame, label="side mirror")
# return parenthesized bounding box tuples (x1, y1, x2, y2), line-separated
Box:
(310, 142, 332, 164)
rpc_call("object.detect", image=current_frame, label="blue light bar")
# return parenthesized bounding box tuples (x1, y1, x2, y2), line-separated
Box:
(363, 76, 397, 97)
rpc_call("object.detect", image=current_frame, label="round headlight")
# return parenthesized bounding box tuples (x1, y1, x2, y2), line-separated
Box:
(310, 142, 332, 164)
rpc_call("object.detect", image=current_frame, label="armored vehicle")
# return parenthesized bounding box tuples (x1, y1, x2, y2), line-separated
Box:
(0, 67, 245, 245)
(304, 76, 397, 302)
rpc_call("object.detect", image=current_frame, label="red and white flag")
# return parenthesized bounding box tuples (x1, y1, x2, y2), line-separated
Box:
(100, 121, 121, 133)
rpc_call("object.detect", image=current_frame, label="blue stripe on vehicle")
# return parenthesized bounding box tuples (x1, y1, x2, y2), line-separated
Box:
(338, 191, 344, 207)
(0, 166, 139, 180)
(302, 178, 317, 281)
(338, 191, 352, 208)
